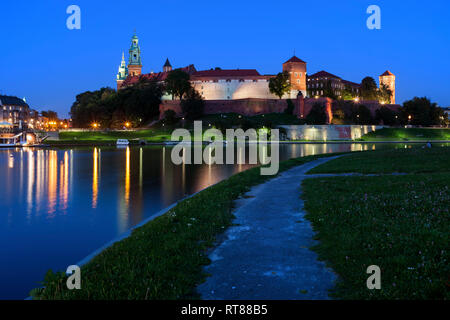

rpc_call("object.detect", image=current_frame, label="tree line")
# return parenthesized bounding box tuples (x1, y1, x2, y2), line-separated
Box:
(304, 97, 447, 126)
(70, 69, 204, 128)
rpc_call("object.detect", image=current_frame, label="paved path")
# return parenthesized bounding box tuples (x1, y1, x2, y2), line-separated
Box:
(197, 156, 343, 300)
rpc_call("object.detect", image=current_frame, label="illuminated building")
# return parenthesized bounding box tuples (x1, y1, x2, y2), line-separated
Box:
(116, 34, 307, 100)
(379, 70, 396, 104)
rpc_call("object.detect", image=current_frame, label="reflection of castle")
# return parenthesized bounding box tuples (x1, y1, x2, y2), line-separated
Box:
(116, 33, 395, 104)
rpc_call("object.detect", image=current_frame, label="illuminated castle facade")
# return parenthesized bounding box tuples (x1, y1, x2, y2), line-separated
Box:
(116, 34, 395, 103)
(116, 34, 306, 99)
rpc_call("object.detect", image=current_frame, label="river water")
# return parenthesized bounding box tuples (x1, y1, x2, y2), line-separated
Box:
(0, 143, 428, 299)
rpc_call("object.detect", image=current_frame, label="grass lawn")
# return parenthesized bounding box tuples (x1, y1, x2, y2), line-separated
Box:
(30, 153, 340, 300)
(308, 146, 450, 174)
(302, 146, 450, 299)
(359, 128, 450, 141)
(56, 129, 173, 143)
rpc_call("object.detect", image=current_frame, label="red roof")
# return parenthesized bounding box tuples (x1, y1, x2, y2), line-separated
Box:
(380, 70, 394, 76)
(342, 79, 361, 87)
(283, 56, 306, 64)
(121, 65, 196, 87)
(308, 70, 341, 79)
(192, 69, 261, 77)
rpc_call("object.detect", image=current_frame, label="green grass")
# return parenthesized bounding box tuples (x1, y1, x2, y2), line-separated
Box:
(308, 146, 450, 174)
(359, 128, 450, 141)
(56, 129, 173, 143)
(302, 146, 450, 299)
(30, 153, 340, 300)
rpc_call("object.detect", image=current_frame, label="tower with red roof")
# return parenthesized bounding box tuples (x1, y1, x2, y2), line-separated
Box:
(282, 56, 307, 98)
(379, 70, 396, 104)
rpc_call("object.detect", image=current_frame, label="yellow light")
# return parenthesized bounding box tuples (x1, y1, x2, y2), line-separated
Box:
(92, 123, 99, 128)
(125, 122, 130, 127)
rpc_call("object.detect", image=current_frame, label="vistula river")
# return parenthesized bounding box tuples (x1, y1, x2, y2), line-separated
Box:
(0, 143, 434, 299)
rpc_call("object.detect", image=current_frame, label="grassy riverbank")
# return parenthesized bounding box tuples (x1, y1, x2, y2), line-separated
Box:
(50, 129, 173, 144)
(30, 153, 339, 300)
(359, 128, 450, 141)
(303, 146, 450, 299)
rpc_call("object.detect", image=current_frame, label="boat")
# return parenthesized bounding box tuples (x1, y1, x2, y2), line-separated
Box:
(116, 139, 129, 146)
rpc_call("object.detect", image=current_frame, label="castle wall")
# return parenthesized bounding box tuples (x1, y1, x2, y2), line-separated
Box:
(190, 79, 286, 100)
(279, 125, 384, 141)
(160, 98, 289, 118)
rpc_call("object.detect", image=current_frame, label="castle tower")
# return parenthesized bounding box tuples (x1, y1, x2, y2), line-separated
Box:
(128, 33, 142, 77)
(282, 56, 307, 98)
(379, 70, 396, 104)
(116, 52, 128, 90)
(163, 58, 172, 73)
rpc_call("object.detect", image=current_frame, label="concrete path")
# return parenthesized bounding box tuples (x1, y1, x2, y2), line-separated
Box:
(197, 156, 343, 300)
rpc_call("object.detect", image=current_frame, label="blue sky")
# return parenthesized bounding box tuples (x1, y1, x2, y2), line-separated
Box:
(0, 0, 449, 117)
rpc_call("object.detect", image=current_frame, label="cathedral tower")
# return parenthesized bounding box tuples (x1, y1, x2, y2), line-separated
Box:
(282, 56, 307, 98)
(379, 70, 396, 104)
(128, 33, 142, 77)
(163, 58, 172, 73)
(116, 52, 128, 90)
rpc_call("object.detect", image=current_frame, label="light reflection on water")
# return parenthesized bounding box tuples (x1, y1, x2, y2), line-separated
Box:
(0, 143, 433, 299)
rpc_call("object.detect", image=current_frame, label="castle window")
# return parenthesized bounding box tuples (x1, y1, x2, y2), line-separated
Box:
(297, 80, 300, 84)
(294, 73, 298, 77)
(239, 79, 244, 82)
(253, 79, 257, 82)
(226, 79, 231, 82)
(299, 73, 302, 77)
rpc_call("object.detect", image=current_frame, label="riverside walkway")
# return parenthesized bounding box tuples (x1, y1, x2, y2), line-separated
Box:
(197, 156, 345, 300)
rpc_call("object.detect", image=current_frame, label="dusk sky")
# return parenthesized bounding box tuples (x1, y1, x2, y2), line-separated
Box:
(1, 0, 449, 117)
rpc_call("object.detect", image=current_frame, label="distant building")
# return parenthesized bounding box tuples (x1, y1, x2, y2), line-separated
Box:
(306, 71, 361, 98)
(443, 107, 450, 120)
(0, 95, 30, 127)
(379, 70, 396, 104)
(116, 33, 307, 100)
(116, 33, 395, 107)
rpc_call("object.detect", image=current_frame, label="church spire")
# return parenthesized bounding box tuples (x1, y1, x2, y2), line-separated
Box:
(163, 58, 172, 73)
(128, 33, 142, 76)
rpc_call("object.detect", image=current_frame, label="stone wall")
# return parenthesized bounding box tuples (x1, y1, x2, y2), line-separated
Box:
(279, 125, 384, 141)
(160, 98, 290, 119)
(159, 97, 401, 124)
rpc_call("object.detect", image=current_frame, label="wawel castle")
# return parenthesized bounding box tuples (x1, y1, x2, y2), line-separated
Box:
(116, 33, 395, 104)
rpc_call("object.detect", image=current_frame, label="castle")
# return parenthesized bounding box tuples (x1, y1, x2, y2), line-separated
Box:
(116, 33, 396, 104)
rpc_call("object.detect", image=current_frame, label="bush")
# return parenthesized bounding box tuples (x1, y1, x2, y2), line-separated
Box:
(306, 103, 327, 125)
(285, 99, 294, 115)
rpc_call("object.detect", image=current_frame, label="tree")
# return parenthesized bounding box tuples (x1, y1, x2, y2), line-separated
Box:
(284, 99, 294, 114)
(402, 97, 445, 126)
(41, 110, 58, 120)
(69, 81, 162, 128)
(375, 107, 400, 126)
(378, 83, 393, 104)
(360, 77, 378, 100)
(269, 71, 291, 99)
(181, 88, 204, 121)
(351, 104, 374, 124)
(164, 69, 191, 100)
(162, 109, 178, 126)
(305, 103, 327, 124)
